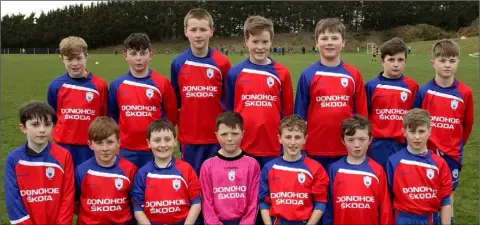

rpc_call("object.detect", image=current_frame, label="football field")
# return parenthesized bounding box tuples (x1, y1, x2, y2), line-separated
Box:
(1, 51, 478, 224)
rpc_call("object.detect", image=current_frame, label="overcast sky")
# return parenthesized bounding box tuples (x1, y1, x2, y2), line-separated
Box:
(1, 1, 102, 17)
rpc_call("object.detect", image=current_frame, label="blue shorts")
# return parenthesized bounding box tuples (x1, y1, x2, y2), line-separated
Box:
(435, 151, 462, 191)
(120, 148, 153, 169)
(308, 155, 344, 171)
(271, 217, 306, 225)
(57, 143, 93, 169)
(180, 143, 220, 176)
(369, 138, 406, 169)
(395, 211, 440, 225)
(221, 219, 241, 225)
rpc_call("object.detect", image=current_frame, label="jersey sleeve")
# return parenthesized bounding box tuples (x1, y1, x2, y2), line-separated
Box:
(219, 59, 232, 107)
(131, 170, 146, 212)
(170, 61, 182, 109)
(294, 72, 310, 120)
(186, 165, 201, 205)
(462, 90, 474, 145)
(225, 69, 238, 111)
(413, 89, 424, 109)
(365, 81, 375, 114)
(107, 82, 120, 123)
(199, 163, 222, 225)
(386, 159, 395, 194)
(439, 161, 453, 206)
(258, 166, 271, 210)
(409, 82, 420, 109)
(312, 165, 328, 211)
(378, 169, 393, 225)
(322, 166, 336, 225)
(74, 169, 83, 202)
(161, 80, 179, 126)
(47, 82, 59, 112)
(241, 162, 260, 225)
(99, 81, 108, 116)
(353, 71, 368, 117)
(281, 69, 294, 118)
(5, 155, 33, 225)
(56, 154, 74, 225)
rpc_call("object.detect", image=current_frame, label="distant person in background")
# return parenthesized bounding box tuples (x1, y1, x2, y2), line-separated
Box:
(371, 46, 378, 62)
(408, 46, 411, 54)
(302, 46, 306, 54)
(281, 46, 285, 55)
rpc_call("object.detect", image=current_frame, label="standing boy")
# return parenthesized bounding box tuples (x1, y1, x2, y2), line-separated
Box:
(365, 37, 419, 168)
(5, 101, 74, 225)
(75, 116, 138, 225)
(295, 18, 368, 170)
(414, 39, 474, 223)
(200, 111, 260, 225)
(171, 8, 231, 175)
(387, 109, 452, 225)
(109, 33, 178, 169)
(323, 115, 392, 225)
(226, 15, 294, 168)
(259, 115, 328, 225)
(47, 36, 108, 168)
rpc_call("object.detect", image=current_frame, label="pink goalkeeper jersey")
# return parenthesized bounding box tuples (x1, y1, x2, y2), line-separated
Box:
(200, 151, 260, 225)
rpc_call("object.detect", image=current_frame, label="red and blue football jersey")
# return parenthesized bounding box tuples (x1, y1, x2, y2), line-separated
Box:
(259, 155, 328, 221)
(131, 158, 201, 224)
(226, 59, 294, 157)
(75, 157, 137, 225)
(366, 72, 418, 143)
(387, 148, 452, 215)
(414, 79, 474, 163)
(108, 70, 178, 151)
(5, 142, 74, 225)
(324, 157, 393, 225)
(47, 72, 108, 145)
(171, 48, 231, 144)
(295, 61, 368, 157)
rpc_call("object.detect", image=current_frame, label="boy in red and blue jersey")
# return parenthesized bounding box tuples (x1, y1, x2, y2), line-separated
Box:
(108, 33, 178, 169)
(323, 115, 392, 225)
(171, 8, 231, 175)
(75, 117, 137, 225)
(387, 109, 452, 225)
(365, 37, 419, 168)
(259, 115, 328, 225)
(226, 16, 294, 168)
(5, 101, 74, 225)
(294, 18, 368, 170)
(131, 119, 201, 225)
(414, 39, 474, 224)
(47, 36, 108, 168)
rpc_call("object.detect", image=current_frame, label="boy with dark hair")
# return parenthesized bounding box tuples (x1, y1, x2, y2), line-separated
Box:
(109, 33, 178, 169)
(365, 37, 419, 168)
(200, 111, 260, 225)
(5, 101, 74, 225)
(75, 116, 138, 224)
(387, 109, 452, 225)
(323, 115, 392, 225)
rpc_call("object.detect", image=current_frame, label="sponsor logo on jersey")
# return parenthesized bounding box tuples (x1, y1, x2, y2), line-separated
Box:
(206, 68, 214, 79)
(400, 91, 408, 102)
(46, 167, 55, 179)
(146, 88, 154, 99)
(228, 170, 235, 181)
(172, 179, 181, 191)
(451, 99, 458, 110)
(267, 77, 274, 87)
(341, 77, 348, 87)
(363, 176, 372, 188)
(115, 178, 123, 190)
(298, 172, 305, 184)
(426, 168, 434, 180)
(86, 92, 94, 102)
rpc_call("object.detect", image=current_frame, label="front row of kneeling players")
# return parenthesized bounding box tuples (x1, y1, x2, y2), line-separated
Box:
(5, 101, 452, 225)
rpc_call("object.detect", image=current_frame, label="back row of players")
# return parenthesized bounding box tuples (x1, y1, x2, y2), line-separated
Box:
(5, 8, 474, 225)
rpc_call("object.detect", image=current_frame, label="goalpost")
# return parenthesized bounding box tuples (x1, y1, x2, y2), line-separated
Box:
(366, 43, 376, 55)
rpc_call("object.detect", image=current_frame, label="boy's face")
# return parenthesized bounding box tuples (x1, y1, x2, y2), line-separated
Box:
(19, 117, 54, 146)
(341, 128, 372, 159)
(245, 30, 272, 64)
(124, 48, 152, 74)
(431, 56, 459, 79)
(278, 127, 306, 158)
(184, 18, 213, 51)
(381, 52, 406, 78)
(61, 53, 87, 78)
(147, 129, 176, 160)
(216, 124, 243, 153)
(88, 134, 119, 165)
(403, 125, 431, 152)
(316, 30, 344, 61)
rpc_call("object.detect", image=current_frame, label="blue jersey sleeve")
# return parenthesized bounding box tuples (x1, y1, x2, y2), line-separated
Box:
(365, 81, 375, 115)
(107, 82, 120, 123)
(74, 167, 87, 202)
(413, 89, 424, 108)
(322, 165, 336, 225)
(47, 81, 59, 112)
(5, 154, 32, 224)
(170, 60, 182, 109)
(386, 159, 395, 195)
(258, 166, 271, 210)
(130, 170, 146, 212)
(294, 72, 310, 120)
(225, 69, 238, 111)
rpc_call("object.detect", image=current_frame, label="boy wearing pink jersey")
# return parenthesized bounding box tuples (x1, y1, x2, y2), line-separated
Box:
(200, 111, 260, 225)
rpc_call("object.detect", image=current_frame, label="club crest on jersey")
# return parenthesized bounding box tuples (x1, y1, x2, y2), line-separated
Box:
(267, 77, 274, 88)
(452, 169, 459, 179)
(228, 170, 235, 181)
(45, 167, 55, 179)
(206, 68, 214, 79)
(146, 88, 154, 99)
(450, 99, 458, 110)
(115, 178, 123, 190)
(426, 168, 434, 180)
(298, 173, 306, 184)
(172, 179, 181, 191)
(86, 92, 94, 103)
(340, 78, 348, 87)
(400, 91, 408, 102)
(363, 176, 372, 188)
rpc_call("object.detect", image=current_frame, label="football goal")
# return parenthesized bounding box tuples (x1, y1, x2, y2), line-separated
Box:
(366, 43, 377, 55)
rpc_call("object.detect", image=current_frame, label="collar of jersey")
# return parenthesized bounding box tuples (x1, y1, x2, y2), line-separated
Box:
(378, 71, 403, 81)
(24, 141, 49, 157)
(216, 150, 245, 161)
(153, 156, 174, 169)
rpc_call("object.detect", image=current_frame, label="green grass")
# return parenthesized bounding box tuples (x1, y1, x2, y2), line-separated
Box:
(1, 45, 479, 224)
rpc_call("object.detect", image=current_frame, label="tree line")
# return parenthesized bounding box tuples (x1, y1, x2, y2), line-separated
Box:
(1, 1, 478, 48)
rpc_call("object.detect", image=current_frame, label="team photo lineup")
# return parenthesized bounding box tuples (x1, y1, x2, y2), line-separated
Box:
(4, 7, 476, 225)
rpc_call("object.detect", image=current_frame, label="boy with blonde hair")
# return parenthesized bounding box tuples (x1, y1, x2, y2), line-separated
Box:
(295, 18, 368, 170)
(226, 15, 294, 168)
(414, 39, 474, 224)
(47, 36, 108, 168)
(171, 8, 231, 175)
